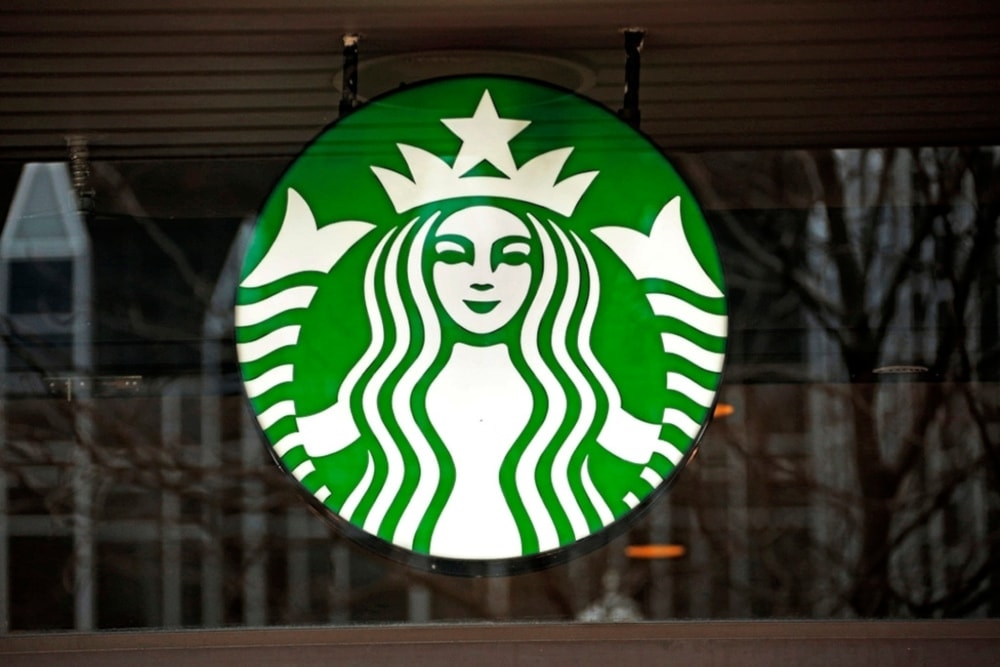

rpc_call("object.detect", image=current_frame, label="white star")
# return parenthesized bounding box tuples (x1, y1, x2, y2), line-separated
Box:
(442, 90, 530, 178)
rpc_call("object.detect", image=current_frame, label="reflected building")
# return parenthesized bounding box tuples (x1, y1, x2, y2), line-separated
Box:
(0, 148, 997, 630)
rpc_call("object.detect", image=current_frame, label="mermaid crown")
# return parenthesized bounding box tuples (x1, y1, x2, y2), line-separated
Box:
(371, 90, 598, 217)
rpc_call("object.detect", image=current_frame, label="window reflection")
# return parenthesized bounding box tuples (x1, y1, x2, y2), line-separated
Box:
(0, 147, 997, 631)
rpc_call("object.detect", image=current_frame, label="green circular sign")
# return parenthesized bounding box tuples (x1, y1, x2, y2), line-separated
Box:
(236, 76, 727, 573)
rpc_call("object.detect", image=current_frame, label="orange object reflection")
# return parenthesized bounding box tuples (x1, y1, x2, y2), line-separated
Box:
(713, 402, 734, 418)
(625, 544, 687, 559)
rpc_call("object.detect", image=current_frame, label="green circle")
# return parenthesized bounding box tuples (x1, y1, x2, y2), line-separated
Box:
(236, 76, 727, 573)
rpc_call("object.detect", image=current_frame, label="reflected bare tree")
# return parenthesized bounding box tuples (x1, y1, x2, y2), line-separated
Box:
(681, 147, 1000, 617)
(2, 151, 998, 630)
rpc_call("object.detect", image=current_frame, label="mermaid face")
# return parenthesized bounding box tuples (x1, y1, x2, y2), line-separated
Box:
(431, 206, 533, 335)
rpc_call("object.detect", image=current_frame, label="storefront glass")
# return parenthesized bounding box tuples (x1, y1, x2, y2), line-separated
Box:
(0, 146, 997, 630)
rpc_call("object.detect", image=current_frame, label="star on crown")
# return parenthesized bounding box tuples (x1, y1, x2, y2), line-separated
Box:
(371, 90, 598, 217)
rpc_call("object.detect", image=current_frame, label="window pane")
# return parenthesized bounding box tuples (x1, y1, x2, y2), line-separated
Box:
(0, 147, 997, 630)
(8, 260, 73, 315)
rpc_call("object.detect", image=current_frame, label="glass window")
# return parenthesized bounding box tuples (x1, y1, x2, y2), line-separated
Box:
(8, 260, 73, 315)
(0, 146, 997, 631)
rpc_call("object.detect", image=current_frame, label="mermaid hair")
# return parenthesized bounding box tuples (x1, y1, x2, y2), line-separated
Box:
(336, 202, 621, 556)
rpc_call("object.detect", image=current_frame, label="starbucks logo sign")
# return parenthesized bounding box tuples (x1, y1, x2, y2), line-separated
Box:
(236, 77, 727, 571)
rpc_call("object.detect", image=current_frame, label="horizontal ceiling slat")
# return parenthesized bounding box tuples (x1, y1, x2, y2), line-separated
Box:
(0, 54, 333, 74)
(3, 52, 997, 85)
(6, 76, 998, 115)
(3, 114, 997, 156)
(1, 92, 340, 114)
(2, 0, 997, 25)
(7, 29, 998, 58)
(0, 129, 314, 148)
(3, 13, 997, 44)
(587, 41, 1000, 66)
(5, 35, 996, 62)
(0, 110, 336, 132)
(5, 91, 996, 125)
(613, 58, 1000, 84)
(592, 79, 1000, 103)
(0, 73, 335, 94)
(4, 109, 994, 139)
(0, 0, 996, 160)
(642, 115, 1000, 137)
(5, 122, 997, 162)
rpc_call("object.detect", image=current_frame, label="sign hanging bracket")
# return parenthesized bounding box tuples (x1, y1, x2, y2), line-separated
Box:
(339, 34, 361, 118)
(617, 28, 645, 130)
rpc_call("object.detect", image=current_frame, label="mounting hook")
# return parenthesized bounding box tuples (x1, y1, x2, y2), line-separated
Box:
(66, 134, 95, 212)
(617, 28, 645, 130)
(339, 34, 361, 118)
